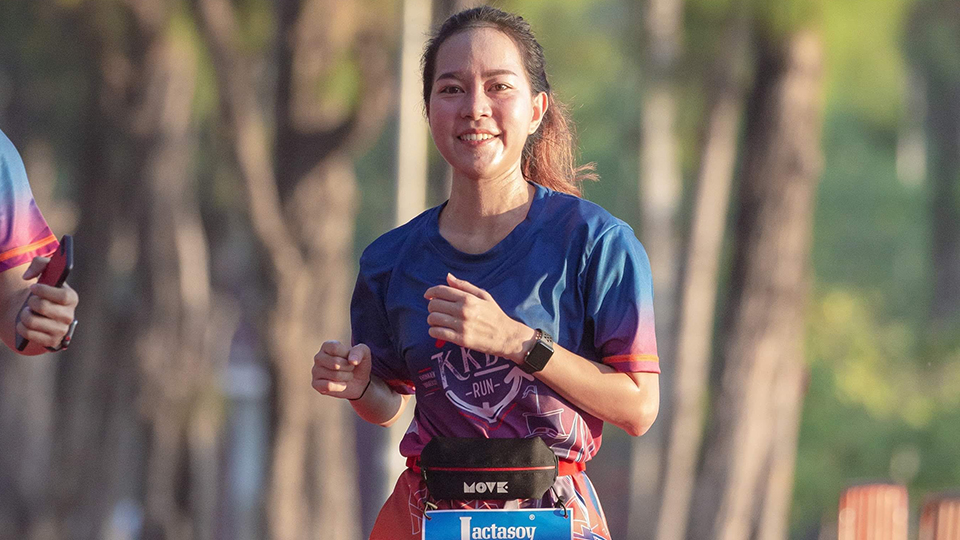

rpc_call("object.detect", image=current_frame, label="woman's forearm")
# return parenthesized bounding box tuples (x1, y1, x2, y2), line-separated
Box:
(420, 276, 660, 436)
(534, 346, 660, 436)
(350, 376, 411, 427)
(508, 326, 659, 436)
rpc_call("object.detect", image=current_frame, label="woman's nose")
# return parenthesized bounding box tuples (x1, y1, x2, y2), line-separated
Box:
(460, 87, 492, 119)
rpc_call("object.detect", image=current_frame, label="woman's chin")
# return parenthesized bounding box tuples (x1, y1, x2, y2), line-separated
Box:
(449, 158, 515, 182)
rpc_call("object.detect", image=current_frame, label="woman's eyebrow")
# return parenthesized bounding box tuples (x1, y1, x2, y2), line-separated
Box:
(435, 69, 519, 82)
(481, 69, 518, 78)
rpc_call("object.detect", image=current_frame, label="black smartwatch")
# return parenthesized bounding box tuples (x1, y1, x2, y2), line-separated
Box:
(520, 328, 554, 374)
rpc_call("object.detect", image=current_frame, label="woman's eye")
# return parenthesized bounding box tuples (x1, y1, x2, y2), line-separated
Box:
(491, 83, 511, 91)
(439, 86, 462, 94)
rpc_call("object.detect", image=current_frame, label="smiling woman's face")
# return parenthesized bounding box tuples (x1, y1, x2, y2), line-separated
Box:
(427, 27, 547, 183)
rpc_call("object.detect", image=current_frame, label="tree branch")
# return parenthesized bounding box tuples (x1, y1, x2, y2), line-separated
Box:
(192, 0, 304, 284)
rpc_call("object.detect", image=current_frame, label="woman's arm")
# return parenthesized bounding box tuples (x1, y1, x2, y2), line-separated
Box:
(350, 377, 411, 427)
(518, 336, 659, 436)
(312, 340, 410, 427)
(425, 273, 659, 436)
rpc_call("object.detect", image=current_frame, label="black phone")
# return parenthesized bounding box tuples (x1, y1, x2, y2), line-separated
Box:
(16, 235, 73, 351)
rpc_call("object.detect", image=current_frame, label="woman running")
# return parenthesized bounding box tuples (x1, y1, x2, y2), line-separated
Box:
(312, 7, 660, 539)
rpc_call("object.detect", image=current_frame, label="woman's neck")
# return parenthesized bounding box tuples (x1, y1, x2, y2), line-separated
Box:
(439, 170, 534, 254)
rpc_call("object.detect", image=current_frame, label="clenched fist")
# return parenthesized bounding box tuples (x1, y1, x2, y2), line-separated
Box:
(424, 273, 533, 364)
(312, 340, 372, 400)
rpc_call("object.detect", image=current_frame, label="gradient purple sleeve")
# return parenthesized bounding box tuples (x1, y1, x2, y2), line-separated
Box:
(0, 130, 58, 273)
(583, 224, 659, 373)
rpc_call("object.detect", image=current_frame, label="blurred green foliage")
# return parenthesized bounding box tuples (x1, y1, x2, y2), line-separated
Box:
(823, 0, 914, 128)
(795, 0, 960, 534)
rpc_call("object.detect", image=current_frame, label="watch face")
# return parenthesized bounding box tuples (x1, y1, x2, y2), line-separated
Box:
(523, 330, 555, 373)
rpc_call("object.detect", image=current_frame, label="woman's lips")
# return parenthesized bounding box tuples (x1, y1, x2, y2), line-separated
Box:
(458, 132, 497, 141)
(457, 132, 499, 145)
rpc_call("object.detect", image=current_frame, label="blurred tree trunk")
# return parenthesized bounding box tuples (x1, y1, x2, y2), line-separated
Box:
(127, 10, 229, 540)
(194, 0, 393, 538)
(395, 0, 432, 226)
(926, 104, 960, 327)
(71, 3, 229, 540)
(47, 8, 137, 538)
(754, 357, 807, 540)
(687, 28, 823, 540)
(906, 0, 960, 332)
(654, 9, 750, 540)
(924, 7, 960, 330)
(628, 0, 683, 535)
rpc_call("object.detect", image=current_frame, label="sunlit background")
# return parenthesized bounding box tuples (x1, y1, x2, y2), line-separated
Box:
(0, 0, 957, 539)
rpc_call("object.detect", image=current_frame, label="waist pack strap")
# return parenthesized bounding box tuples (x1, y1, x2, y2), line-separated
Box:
(406, 455, 586, 476)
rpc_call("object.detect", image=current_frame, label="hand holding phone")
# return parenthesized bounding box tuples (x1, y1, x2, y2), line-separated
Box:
(16, 235, 74, 351)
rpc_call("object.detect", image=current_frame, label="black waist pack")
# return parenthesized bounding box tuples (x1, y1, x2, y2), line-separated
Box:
(419, 437, 558, 501)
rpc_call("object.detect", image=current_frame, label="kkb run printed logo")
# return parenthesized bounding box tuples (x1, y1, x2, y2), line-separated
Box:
(460, 517, 536, 539)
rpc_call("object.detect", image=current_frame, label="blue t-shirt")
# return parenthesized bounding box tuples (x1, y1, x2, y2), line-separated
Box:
(351, 182, 658, 463)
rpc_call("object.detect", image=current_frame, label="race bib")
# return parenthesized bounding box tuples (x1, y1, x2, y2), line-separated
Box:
(422, 508, 572, 540)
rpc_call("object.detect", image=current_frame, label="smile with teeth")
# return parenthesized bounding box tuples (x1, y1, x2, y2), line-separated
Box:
(459, 133, 498, 141)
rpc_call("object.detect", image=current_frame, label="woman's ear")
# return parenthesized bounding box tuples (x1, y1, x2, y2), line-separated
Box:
(529, 91, 549, 134)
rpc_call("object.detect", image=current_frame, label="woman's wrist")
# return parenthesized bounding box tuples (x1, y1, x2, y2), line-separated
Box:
(348, 378, 373, 401)
(508, 323, 539, 364)
(348, 376, 409, 427)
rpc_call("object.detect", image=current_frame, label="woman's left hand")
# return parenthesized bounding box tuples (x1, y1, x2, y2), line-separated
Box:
(424, 273, 533, 363)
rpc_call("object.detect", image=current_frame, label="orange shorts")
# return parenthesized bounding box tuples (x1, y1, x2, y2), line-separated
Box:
(369, 468, 612, 540)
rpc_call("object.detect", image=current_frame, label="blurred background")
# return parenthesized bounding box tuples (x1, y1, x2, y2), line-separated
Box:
(0, 0, 958, 539)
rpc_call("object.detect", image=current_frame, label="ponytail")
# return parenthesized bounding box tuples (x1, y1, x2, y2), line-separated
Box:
(522, 94, 597, 195)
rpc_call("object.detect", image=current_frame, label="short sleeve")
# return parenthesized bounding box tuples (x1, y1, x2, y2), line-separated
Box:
(0, 130, 58, 273)
(582, 224, 660, 373)
(350, 261, 415, 395)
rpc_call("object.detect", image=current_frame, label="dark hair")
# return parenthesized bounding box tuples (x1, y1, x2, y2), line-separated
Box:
(421, 6, 597, 196)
